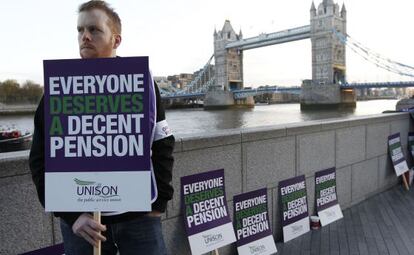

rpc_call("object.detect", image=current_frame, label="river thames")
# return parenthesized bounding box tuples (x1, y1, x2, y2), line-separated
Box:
(0, 99, 399, 136)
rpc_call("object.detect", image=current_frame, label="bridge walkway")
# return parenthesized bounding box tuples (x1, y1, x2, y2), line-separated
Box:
(277, 185, 414, 255)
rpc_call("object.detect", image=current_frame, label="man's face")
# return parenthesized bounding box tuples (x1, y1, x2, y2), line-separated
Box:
(77, 9, 120, 59)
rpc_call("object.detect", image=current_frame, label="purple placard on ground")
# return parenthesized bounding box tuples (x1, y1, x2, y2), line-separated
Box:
(43, 57, 153, 212)
(181, 169, 236, 254)
(233, 188, 272, 247)
(279, 175, 309, 227)
(315, 167, 343, 226)
(181, 169, 231, 235)
(20, 243, 64, 255)
(43, 57, 150, 172)
(388, 133, 406, 165)
(388, 133, 409, 176)
(279, 175, 310, 242)
(315, 167, 338, 212)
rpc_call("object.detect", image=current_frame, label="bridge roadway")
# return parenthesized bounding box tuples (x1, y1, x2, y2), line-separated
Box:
(276, 185, 414, 255)
(161, 81, 414, 100)
(343, 81, 414, 89)
(225, 25, 311, 51)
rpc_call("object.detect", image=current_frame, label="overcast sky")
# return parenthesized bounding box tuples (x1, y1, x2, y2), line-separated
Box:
(1, 0, 413, 87)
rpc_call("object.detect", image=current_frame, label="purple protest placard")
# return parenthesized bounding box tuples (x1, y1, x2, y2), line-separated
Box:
(388, 133, 409, 176)
(181, 169, 236, 255)
(315, 168, 343, 226)
(43, 57, 152, 212)
(233, 188, 277, 255)
(20, 243, 64, 255)
(279, 175, 309, 242)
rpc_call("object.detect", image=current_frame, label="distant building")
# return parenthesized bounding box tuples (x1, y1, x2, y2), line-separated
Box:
(153, 76, 171, 90)
(161, 64, 214, 92)
(167, 73, 193, 89)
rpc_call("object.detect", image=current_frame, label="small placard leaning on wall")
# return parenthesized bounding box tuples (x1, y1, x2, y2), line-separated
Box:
(388, 133, 409, 176)
(315, 167, 343, 226)
(233, 188, 277, 255)
(279, 175, 310, 243)
(181, 169, 236, 255)
(43, 57, 153, 212)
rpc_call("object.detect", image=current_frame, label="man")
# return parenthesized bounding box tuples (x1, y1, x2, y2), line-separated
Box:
(29, 1, 174, 254)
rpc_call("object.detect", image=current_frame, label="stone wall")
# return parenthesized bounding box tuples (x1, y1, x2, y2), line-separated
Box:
(1, 112, 411, 254)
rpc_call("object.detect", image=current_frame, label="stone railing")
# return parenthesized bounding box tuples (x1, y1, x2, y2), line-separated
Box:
(1, 112, 411, 254)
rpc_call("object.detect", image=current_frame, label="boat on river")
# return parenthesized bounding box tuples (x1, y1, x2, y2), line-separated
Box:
(0, 126, 32, 153)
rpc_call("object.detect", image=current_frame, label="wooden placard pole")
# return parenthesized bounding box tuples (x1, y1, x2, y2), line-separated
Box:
(211, 249, 219, 255)
(94, 212, 101, 255)
(402, 173, 410, 191)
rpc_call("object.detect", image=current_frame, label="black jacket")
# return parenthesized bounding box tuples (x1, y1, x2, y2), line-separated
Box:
(29, 84, 174, 226)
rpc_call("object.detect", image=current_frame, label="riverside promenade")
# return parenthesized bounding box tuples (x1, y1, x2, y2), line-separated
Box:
(277, 186, 414, 255)
(0, 112, 412, 254)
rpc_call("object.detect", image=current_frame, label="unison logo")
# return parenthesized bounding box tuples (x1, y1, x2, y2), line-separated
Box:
(291, 224, 304, 234)
(74, 178, 119, 198)
(249, 244, 266, 254)
(202, 233, 223, 246)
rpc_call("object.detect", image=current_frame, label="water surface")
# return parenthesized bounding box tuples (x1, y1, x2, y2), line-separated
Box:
(0, 99, 399, 136)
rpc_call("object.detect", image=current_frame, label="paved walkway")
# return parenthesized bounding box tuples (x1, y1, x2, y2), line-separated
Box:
(276, 186, 414, 255)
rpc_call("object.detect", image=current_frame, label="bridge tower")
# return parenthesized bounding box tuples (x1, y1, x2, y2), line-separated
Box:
(205, 20, 253, 109)
(301, 0, 356, 109)
(213, 20, 244, 91)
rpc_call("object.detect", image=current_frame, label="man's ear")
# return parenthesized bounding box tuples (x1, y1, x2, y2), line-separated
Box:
(113, 34, 122, 49)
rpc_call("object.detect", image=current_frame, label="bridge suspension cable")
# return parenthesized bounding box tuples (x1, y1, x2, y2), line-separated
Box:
(333, 29, 414, 78)
(160, 55, 215, 98)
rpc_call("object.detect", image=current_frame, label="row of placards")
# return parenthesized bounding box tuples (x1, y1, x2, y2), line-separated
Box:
(388, 132, 414, 178)
(181, 168, 343, 255)
(24, 130, 407, 255)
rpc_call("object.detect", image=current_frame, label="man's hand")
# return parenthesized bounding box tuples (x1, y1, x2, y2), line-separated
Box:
(72, 213, 107, 247)
(147, 210, 162, 217)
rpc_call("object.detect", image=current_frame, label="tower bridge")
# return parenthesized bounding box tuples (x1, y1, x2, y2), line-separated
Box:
(160, 0, 414, 109)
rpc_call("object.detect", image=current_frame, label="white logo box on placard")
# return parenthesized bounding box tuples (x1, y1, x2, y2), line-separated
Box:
(394, 161, 409, 176)
(237, 235, 277, 255)
(283, 217, 310, 243)
(188, 222, 236, 255)
(318, 204, 343, 226)
(45, 171, 151, 211)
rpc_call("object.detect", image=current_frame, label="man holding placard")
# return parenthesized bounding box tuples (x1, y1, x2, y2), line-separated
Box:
(29, 1, 174, 254)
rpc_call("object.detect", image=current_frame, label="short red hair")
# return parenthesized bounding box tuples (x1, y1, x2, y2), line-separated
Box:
(78, 0, 121, 34)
